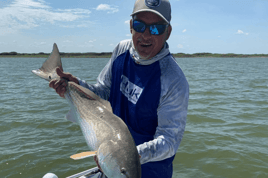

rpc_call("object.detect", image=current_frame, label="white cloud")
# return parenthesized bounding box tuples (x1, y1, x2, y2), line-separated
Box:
(0, 0, 91, 35)
(125, 20, 130, 25)
(87, 39, 96, 43)
(182, 29, 187, 33)
(96, 4, 119, 13)
(30, 41, 47, 46)
(236, 30, 249, 35)
(126, 34, 131, 37)
(177, 44, 183, 49)
(237, 30, 243, 34)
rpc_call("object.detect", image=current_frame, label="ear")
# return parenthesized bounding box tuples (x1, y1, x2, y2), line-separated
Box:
(166, 25, 172, 41)
(130, 19, 133, 34)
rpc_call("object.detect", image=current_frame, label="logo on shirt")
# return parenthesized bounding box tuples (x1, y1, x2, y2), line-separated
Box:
(120, 75, 143, 104)
(145, 0, 161, 8)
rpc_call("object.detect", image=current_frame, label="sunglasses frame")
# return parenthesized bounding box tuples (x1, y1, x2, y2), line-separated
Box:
(132, 19, 169, 36)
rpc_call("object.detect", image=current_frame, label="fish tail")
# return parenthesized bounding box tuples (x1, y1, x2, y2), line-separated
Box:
(32, 43, 63, 81)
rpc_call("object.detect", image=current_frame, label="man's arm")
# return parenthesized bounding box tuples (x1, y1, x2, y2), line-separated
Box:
(137, 76, 189, 165)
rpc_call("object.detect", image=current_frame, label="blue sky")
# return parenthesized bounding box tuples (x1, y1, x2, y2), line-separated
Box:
(0, 0, 267, 54)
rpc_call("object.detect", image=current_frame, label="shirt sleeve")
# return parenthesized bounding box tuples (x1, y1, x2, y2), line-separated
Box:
(137, 75, 189, 165)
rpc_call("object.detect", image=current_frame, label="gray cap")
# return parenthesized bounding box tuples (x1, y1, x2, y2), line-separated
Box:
(130, 0, 171, 24)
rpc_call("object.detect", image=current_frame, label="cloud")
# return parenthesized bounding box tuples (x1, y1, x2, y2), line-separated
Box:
(0, 0, 91, 35)
(29, 41, 47, 46)
(63, 40, 72, 43)
(125, 20, 130, 25)
(182, 29, 187, 33)
(87, 39, 96, 43)
(236, 30, 249, 35)
(126, 34, 131, 37)
(96, 4, 119, 13)
(177, 44, 183, 49)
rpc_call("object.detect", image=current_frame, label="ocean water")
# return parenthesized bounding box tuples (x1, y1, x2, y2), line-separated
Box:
(0, 57, 267, 178)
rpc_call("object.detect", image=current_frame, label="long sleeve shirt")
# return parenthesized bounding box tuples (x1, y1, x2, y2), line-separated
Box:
(75, 39, 189, 165)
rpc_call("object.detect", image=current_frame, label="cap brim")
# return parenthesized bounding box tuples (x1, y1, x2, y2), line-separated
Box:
(130, 9, 170, 24)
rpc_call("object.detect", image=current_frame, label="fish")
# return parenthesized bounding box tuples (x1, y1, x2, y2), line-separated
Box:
(32, 43, 141, 178)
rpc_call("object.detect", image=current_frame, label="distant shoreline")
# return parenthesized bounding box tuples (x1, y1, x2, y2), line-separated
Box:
(0, 52, 267, 58)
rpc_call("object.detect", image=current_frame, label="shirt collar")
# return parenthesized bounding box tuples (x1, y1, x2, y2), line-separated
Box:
(129, 40, 170, 65)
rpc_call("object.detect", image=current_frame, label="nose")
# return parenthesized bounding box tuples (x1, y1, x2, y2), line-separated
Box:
(141, 27, 151, 40)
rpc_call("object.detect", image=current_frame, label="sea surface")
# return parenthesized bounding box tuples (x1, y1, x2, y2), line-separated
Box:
(0, 57, 267, 178)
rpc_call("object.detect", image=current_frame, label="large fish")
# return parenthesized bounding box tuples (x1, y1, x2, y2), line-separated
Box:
(32, 43, 141, 178)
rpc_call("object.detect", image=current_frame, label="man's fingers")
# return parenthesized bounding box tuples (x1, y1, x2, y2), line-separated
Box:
(56, 67, 64, 77)
(93, 155, 103, 172)
(49, 79, 57, 88)
(54, 79, 66, 89)
(56, 83, 66, 95)
(55, 67, 79, 84)
(56, 67, 72, 80)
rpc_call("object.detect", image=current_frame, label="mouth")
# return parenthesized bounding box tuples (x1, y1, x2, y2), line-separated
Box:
(140, 43, 152, 48)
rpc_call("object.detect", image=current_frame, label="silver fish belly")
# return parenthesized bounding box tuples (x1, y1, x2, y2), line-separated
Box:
(32, 43, 141, 178)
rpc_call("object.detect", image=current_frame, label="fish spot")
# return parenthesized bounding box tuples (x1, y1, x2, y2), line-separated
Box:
(97, 106, 104, 113)
(117, 134, 121, 140)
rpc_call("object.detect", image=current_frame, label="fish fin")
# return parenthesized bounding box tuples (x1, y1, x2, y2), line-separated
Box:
(40, 43, 63, 73)
(32, 43, 62, 81)
(70, 151, 97, 160)
(66, 108, 77, 123)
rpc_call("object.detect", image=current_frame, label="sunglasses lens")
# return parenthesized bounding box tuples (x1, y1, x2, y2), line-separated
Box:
(150, 25, 166, 35)
(133, 20, 146, 33)
(133, 20, 167, 35)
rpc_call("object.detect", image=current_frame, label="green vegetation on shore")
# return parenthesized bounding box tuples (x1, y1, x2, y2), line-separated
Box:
(0, 52, 112, 58)
(0, 52, 267, 58)
(172, 53, 268, 58)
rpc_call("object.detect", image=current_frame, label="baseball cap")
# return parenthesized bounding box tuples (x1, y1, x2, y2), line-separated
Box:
(130, 0, 171, 24)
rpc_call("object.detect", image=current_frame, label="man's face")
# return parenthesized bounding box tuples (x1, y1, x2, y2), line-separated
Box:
(130, 11, 172, 60)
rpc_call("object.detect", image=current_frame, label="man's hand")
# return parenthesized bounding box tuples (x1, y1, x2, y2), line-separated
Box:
(93, 155, 141, 173)
(93, 155, 103, 172)
(49, 67, 79, 98)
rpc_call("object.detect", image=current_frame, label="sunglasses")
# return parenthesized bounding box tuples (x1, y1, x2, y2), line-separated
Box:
(132, 20, 169, 35)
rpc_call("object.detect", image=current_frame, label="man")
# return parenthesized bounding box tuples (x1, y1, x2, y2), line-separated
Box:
(49, 0, 189, 177)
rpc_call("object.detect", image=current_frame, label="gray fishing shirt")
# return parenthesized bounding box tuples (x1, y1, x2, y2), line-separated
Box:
(76, 39, 189, 165)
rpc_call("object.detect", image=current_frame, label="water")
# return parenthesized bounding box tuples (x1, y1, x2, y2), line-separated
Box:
(0, 57, 267, 178)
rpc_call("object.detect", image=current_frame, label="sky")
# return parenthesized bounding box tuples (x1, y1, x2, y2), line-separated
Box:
(0, 0, 267, 54)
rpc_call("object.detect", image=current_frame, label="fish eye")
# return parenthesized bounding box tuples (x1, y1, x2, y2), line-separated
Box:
(49, 76, 51, 79)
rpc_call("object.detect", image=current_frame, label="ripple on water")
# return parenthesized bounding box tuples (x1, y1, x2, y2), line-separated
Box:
(1, 58, 268, 177)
